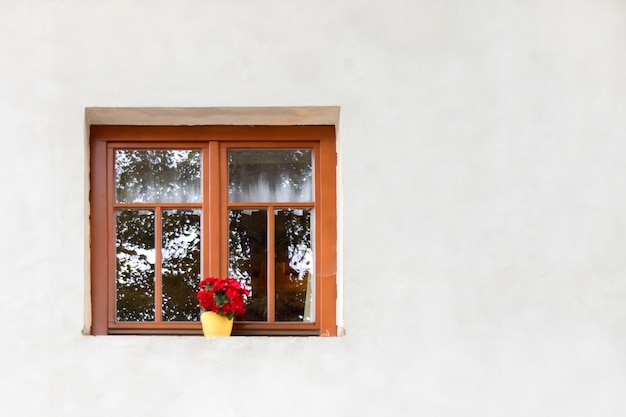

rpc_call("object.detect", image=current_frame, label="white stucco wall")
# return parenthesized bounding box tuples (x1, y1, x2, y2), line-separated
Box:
(1, 1, 626, 415)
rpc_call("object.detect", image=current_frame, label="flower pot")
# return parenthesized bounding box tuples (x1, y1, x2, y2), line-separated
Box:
(200, 311, 234, 337)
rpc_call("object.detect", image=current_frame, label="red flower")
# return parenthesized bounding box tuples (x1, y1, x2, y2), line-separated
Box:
(197, 277, 250, 320)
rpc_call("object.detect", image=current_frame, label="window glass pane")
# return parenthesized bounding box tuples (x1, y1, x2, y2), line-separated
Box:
(116, 209, 155, 321)
(228, 149, 312, 202)
(275, 209, 314, 322)
(115, 150, 201, 203)
(162, 209, 202, 321)
(228, 209, 268, 321)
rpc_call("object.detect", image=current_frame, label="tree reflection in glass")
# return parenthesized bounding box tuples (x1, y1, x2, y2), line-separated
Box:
(275, 209, 313, 322)
(228, 149, 312, 202)
(114, 149, 202, 322)
(115, 209, 156, 321)
(162, 209, 201, 321)
(228, 209, 267, 321)
(115, 150, 201, 203)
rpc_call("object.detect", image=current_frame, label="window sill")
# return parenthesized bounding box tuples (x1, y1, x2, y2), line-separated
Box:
(106, 328, 321, 336)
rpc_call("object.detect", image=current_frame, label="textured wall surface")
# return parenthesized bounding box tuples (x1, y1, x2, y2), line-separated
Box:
(1, 1, 626, 416)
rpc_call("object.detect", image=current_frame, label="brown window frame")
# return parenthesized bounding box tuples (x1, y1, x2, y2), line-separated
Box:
(89, 125, 337, 336)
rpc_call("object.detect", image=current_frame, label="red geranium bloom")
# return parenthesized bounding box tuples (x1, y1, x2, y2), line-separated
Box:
(197, 277, 250, 320)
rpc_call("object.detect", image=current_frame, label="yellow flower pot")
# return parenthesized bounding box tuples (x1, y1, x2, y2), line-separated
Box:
(200, 311, 234, 337)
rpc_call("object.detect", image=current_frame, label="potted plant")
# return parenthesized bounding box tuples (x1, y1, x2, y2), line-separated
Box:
(197, 276, 250, 337)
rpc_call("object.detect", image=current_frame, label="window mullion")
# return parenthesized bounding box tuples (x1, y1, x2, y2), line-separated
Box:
(208, 141, 221, 275)
(201, 145, 210, 278)
(267, 204, 275, 323)
(154, 207, 163, 322)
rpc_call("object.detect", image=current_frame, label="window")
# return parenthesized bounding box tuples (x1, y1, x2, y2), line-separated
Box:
(89, 122, 337, 336)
